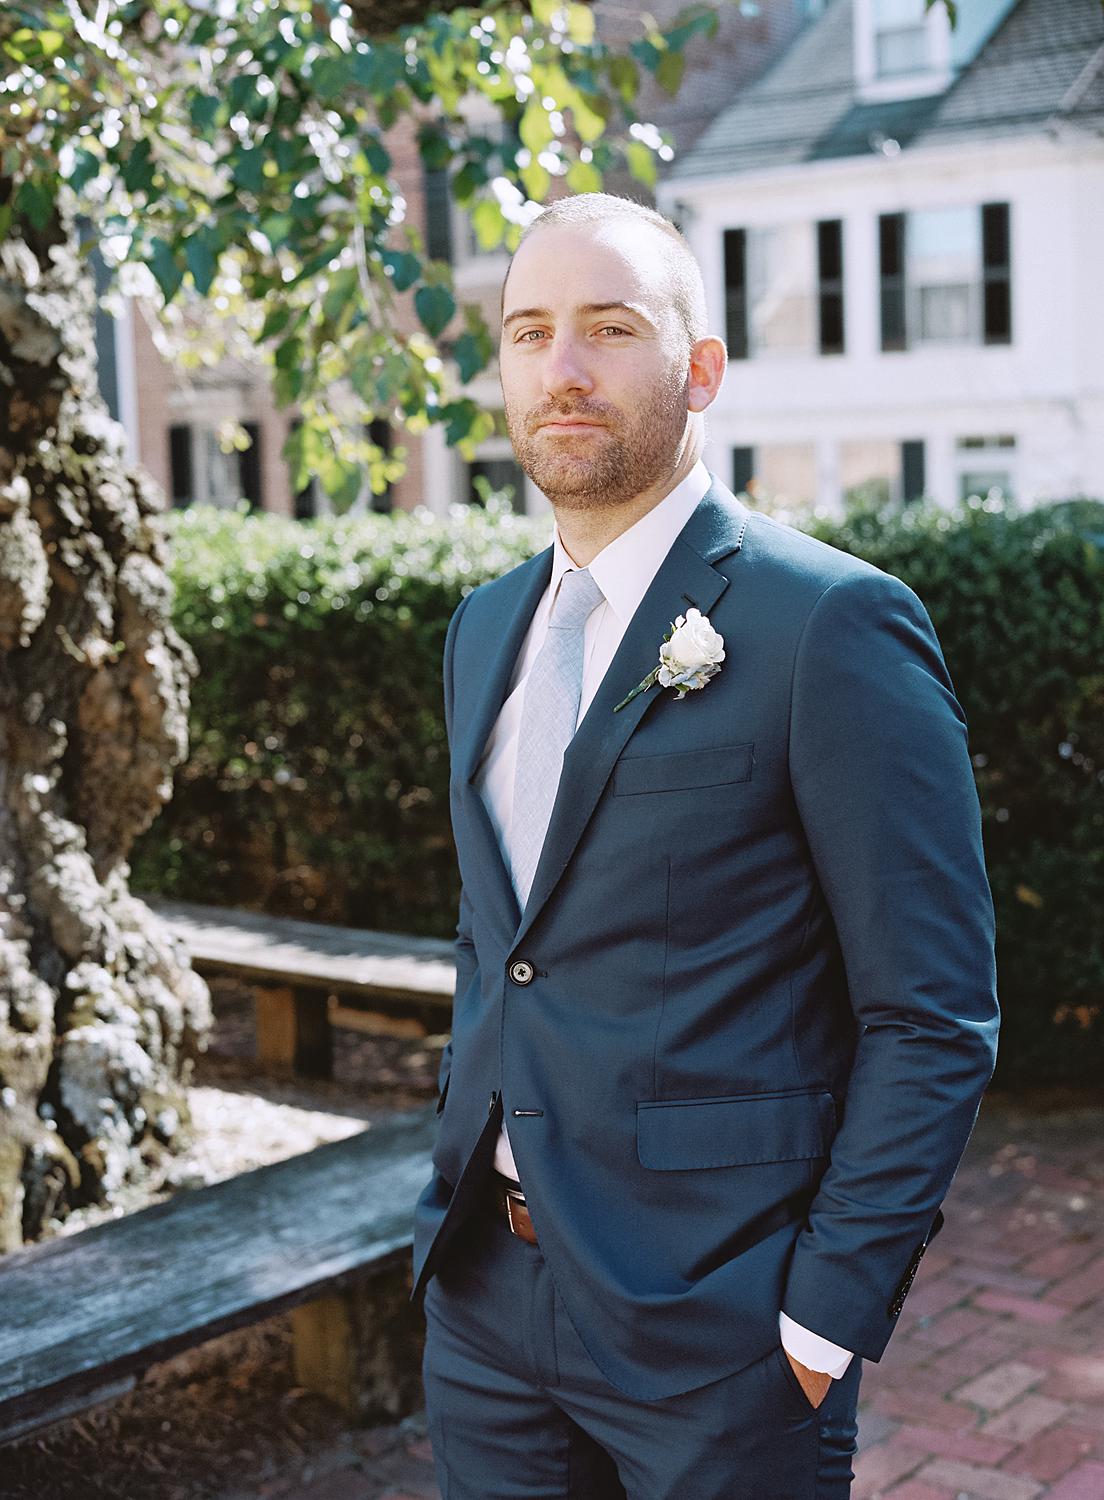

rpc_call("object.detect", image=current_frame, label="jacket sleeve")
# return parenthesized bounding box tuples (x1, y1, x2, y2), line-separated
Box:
(781, 569, 999, 1361)
(438, 588, 477, 1097)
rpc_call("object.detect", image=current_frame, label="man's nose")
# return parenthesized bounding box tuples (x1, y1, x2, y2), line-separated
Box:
(542, 337, 594, 399)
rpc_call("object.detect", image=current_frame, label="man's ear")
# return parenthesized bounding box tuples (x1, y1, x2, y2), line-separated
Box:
(687, 336, 727, 413)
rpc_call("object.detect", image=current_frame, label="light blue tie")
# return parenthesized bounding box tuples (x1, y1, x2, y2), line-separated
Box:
(511, 566, 606, 911)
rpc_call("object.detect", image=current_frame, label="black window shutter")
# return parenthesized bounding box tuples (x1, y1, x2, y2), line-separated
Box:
(817, 220, 845, 355)
(732, 446, 754, 495)
(879, 213, 907, 352)
(424, 166, 453, 264)
(723, 229, 748, 360)
(238, 422, 263, 510)
(901, 439, 925, 503)
(981, 202, 1011, 345)
(169, 424, 192, 508)
(368, 416, 393, 513)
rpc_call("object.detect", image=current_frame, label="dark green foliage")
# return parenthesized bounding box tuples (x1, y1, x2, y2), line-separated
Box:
(805, 496, 1104, 1086)
(131, 499, 546, 939)
(133, 496, 1104, 1083)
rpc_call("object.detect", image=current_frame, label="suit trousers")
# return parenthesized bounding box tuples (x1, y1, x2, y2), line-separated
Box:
(421, 1204, 862, 1500)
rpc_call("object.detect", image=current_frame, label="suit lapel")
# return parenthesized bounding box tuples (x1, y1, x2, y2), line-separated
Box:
(455, 475, 750, 947)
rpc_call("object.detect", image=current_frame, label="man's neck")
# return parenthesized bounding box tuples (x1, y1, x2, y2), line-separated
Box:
(554, 447, 703, 569)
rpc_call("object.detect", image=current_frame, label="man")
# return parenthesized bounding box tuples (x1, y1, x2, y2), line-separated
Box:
(410, 192, 999, 1499)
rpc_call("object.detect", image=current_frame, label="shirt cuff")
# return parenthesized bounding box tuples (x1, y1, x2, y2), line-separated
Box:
(778, 1311, 854, 1378)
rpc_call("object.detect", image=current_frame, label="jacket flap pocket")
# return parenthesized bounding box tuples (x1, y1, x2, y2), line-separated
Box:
(636, 1089, 836, 1170)
(611, 742, 754, 796)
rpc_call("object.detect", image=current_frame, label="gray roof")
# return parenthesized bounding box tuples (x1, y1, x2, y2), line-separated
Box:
(667, 0, 1104, 180)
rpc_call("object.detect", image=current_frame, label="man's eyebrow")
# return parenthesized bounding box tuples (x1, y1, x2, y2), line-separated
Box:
(501, 300, 657, 332)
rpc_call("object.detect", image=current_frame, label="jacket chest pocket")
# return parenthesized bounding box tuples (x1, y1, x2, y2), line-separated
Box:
(610, 742, 754, 796)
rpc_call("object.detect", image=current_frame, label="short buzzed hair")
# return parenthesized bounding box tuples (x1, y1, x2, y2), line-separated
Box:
(500, 193, 708, 351)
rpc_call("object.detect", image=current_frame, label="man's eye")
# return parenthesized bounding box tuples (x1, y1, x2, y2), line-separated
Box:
(599, 326, 630, 337)
(517, 329, 546, 342)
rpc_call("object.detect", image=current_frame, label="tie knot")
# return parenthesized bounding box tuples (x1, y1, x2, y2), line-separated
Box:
(549, 566, 604, 631)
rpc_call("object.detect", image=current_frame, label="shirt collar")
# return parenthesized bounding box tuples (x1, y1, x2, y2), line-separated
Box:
(547, 460, 712, 627)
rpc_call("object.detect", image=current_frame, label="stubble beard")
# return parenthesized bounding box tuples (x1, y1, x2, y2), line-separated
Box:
(504, 368, 689, 512)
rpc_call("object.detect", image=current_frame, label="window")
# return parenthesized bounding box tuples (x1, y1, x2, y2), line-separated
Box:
(467, 456, 525, 512)
(873, 0, 929, 78)
(879, 203, 1011, 350)
(168, 421, 263, 509)
(724, 223, 819, 359)
(956, 434, 1016, 503)
(838, 439, 924, 506)
(731, 444, 817, 509)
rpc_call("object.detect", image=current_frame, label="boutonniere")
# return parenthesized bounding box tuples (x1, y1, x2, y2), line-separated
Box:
(613, 608, 725, 712)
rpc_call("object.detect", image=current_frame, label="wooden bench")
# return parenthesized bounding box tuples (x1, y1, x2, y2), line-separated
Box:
(0, 1104, 436, 1446)
(143, 896, 456, 1079)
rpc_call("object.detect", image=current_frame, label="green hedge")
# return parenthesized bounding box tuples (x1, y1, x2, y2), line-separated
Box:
(133, 495, 1104, 1085)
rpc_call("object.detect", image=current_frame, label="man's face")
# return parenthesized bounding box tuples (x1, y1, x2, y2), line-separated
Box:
(498, 222, 691, 510)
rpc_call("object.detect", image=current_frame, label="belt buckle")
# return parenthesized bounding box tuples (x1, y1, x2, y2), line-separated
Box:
(504, 1185, 527, 1236)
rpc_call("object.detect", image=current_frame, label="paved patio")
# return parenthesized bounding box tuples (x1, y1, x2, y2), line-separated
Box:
(233, 1092, 1104, 1500)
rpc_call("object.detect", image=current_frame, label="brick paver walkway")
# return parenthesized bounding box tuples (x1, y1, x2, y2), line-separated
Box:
(234, 1093, 1103, 1500)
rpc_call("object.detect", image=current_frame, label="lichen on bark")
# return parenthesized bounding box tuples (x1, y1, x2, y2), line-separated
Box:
(0, 186, 212, 1251)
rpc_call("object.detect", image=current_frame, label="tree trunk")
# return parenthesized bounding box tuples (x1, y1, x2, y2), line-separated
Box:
(0, 187, 212, 1252)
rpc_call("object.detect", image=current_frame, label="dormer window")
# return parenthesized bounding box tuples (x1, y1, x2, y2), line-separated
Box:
(854, 0, 952, 102)
(873, 0, 929, 78)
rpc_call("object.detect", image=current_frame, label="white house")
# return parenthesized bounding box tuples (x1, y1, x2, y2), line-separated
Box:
(658, 0, 1104, 511)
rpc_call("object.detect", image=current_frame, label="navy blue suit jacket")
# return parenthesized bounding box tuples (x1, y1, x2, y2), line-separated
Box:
(411, 474, 999, 1401)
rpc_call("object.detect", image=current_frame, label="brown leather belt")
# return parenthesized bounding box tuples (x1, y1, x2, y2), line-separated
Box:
(490, 1170, 539, 1245)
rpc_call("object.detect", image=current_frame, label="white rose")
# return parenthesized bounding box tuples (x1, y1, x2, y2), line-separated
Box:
(662, 608, 724, 673)
(657, 608, 725, 697)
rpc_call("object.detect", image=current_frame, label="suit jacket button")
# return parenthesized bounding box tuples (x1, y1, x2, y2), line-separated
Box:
(509, 959, 535, 985)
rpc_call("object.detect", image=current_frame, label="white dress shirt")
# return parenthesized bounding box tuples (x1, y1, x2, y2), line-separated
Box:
(472, 458, 853, 1379)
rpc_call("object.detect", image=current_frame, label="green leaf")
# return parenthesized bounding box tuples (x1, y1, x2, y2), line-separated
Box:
(531, 0, 560, 25)
(349, 44, 406, 94)
(68, 148, 100, 192)
(625, 140, 657, 188)
(607, 55, 638, 107)
(311, 52, 353, 103)
(415, 284, 456, 337)
(231, 147, 265, 194)
(520, 157, 552, 201)
(260, 212, 295, 248)
(567, 90, 606, 144)
(382, 249, 421, 290)
(184, 231, 218, 295)
(147, 237, 183, 301)
(452, 160, 487, 204)
(15, 178, 54, 232)
(451, 330, 492, 383)
(520, 99, 554, 155)
(470, 198, 506, 252)
(190, 93, 221, 133)
(438, 398, 480, 446)
(565, 157, 601, 194)
(121, 138, 156, 196)
(260, 304, 293, 341)
(656, 50, 685, 95)
(566, 4, 595, 44)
